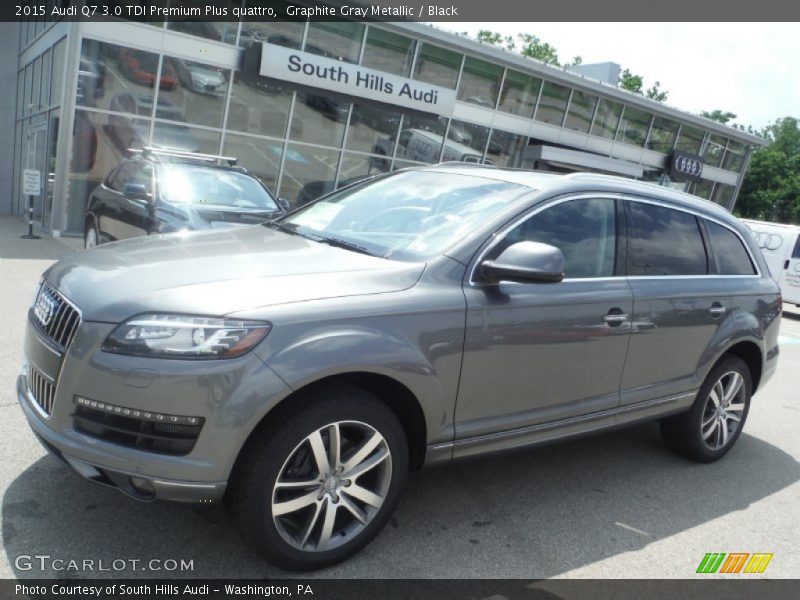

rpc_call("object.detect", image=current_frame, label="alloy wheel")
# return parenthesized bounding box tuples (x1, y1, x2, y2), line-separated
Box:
(271, 420, 392, 552)
(701, 370, 746, 450)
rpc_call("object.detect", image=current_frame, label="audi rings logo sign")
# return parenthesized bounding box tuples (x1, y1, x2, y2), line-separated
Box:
(668, 151, 704, 182)
(749, 229, 784, 252)
(33, 290, 57, 327)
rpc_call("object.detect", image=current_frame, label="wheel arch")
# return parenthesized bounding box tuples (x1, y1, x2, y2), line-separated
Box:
(232, 371, 429, 479)
(721, 340, 764, 394)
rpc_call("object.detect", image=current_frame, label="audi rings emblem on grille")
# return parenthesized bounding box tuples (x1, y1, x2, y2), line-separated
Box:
(34, 291, 57, 327)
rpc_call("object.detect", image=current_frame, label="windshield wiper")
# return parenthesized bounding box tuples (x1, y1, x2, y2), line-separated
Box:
(264, 220, 316, 241)
(316, 236, 377, 257)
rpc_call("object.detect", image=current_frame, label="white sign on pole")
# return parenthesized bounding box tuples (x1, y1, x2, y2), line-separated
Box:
(23, 169, 42, 196)
(259, 43, 457, 116)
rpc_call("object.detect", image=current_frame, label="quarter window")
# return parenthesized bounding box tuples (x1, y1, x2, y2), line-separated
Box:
(705, 221, 756, 275)
(627, 202, 708, 276)
(497, 198, 617, 279)
(791, 234, 800, 259)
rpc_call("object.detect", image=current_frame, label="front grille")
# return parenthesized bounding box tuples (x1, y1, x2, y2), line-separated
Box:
(28, 365, 56, 416)
(31, 282, 81, 350)
(73, 405, 204, 456)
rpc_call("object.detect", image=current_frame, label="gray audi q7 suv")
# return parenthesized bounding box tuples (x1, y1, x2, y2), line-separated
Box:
(19, 165, 781, 570)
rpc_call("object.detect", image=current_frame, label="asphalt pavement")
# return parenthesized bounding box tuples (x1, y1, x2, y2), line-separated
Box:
(0, 215, 798, 579)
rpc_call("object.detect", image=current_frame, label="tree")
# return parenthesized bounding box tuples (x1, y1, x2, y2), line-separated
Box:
(645, 81, 668, 102)
(476, 29, 516, 51)
(736, 117, 800, 224)
(516, 33, 561, 65)
(702, 109, 738, 124)
(619, 69, 643, 94)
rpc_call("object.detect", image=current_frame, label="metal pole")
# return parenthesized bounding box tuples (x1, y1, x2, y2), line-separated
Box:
(20, 194, 41, 240)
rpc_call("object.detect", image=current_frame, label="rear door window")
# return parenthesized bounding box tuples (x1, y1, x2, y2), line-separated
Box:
(626, 201, 708, 276)
(705, 220, 757, 275)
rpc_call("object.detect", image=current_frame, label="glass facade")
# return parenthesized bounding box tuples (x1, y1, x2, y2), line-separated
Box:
(11, 18, 759, 236)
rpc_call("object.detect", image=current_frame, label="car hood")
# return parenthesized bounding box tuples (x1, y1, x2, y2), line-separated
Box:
(44, 225, 424, 323)
(161, 203, 281, 229)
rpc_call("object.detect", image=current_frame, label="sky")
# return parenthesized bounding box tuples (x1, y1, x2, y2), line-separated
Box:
(437, 23, 799, 130)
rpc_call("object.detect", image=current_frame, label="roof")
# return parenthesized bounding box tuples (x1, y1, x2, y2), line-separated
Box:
(422, 163, 735, 221)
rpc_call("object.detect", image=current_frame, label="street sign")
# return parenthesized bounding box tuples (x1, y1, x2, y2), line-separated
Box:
(23, 169, 41, 196)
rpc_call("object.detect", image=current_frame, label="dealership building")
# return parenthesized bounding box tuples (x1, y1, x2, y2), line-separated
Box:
(2, 10, 767, 238)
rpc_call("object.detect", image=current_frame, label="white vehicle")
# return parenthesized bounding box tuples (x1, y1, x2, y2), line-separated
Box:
(741, 218, 800, 305)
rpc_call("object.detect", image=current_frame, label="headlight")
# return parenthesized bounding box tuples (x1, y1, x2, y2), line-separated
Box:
(102, 314, 271, 359)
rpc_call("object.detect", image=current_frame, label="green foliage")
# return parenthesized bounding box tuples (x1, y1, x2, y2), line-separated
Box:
(645, 81, 668, 102)
(516, 33, 561, 65)
(736, 118, 800, 224)
(702, 109, 738, 124)
(619, 68, 643, 94)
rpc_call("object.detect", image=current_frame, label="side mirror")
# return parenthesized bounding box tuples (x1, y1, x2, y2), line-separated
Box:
(122, 183, 150, 202)
(277, 197, 291, 211)
(480, 241, 565, 284)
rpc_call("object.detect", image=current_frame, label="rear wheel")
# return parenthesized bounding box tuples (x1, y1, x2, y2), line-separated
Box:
(229, 385, 408, 570)
(661, 356, 751, 462)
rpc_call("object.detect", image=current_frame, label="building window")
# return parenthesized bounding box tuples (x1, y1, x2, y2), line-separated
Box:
(457, 57, 503, 108)
(152, 122, 220, 155)
(222, 134, 283, 195)
(338, 152, 389, 185)
(564, 90, 598, 134)
(590, 98, 622, 139)
(346, 101, 403, 155)
(497, 69, 541, 117)
(167, 11, 238, 45)
(445, 120, 489, 163)
(692, 179, 713, 199)
(702, 134, 726, 167)
(360, 28, 415, 76)
(646, 116, 679, 153)
(305, 22, 365, 64)
(280, 143, 341, 206)
(722, 141, 746, 172)
(238, 10, 304, 49)
(616, 106, 652, 147)
(158, 55, 230, 129)
(290, 91, 349, 148)
(413, 43, 462, 90)
(51, 38, 66, 107)
(485, 129, 526, 167)
(710, 182, 735, 207)
(393, 112, 448, 164)
(675, 125, 704, 155)
(228, 72, 292, 139)
(534, 81, 570, 126)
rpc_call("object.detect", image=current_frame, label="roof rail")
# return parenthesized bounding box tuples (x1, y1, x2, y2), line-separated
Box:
(129, 147, 238, 166)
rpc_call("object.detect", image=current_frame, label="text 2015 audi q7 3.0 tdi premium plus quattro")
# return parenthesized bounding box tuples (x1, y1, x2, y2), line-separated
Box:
(19, 165, 780, 570)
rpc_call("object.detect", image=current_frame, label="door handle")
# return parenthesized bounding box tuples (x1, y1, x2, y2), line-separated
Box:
(602, 312, 629, 326)
(708, 305, 727, 318)
(784, 260, 790, 270)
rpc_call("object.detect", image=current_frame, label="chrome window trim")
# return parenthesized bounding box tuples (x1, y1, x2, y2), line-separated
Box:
(467, 192, 763, 286)
(467, 192, 622, 286)
(620, 194, 762, 278)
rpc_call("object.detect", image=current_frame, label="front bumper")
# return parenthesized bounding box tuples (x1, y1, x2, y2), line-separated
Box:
(18, 316, 292, 504)
(19, 373, 226, 503)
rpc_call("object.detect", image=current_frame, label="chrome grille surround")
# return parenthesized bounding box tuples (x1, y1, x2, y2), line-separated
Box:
(31, 281, 82, 350)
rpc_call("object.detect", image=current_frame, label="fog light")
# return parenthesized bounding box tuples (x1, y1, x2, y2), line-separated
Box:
(130, 477, 155, 498)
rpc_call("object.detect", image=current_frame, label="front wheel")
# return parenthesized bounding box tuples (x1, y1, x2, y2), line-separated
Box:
(229, 385, 408, 570)
(661, 356, 752, 462)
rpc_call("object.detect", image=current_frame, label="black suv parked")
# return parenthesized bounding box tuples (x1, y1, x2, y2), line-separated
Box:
(84, 148, 286, 248)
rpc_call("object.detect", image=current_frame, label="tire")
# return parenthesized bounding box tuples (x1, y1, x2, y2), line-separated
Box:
(660, 355, 752, 462)
(228, 384, 409, 571)
(84, 219, 100, 249)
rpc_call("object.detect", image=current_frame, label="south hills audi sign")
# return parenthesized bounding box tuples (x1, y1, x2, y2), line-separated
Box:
(257, 42, 456, 115)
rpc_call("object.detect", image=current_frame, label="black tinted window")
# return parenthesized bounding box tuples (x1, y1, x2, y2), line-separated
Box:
(793, 234, 800, 259)
(627, 202, 707, 275)
(130, 163, 153, 195)
(499, 198, 617, 278)
(706, 221, 756, 275)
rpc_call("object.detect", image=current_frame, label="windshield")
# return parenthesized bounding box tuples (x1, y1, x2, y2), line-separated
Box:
(277, 170, 532, 261)
(158, 165, 278, 210)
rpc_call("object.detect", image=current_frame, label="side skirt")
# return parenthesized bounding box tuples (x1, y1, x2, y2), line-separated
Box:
(424, 391, 697, 465)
